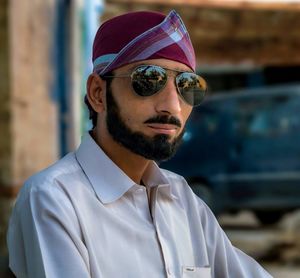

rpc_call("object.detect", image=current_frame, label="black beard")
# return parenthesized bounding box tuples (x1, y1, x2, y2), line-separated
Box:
(105, 87, 185, 162)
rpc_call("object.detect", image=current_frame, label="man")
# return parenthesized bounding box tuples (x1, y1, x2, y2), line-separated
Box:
(7, 10, 272, 278)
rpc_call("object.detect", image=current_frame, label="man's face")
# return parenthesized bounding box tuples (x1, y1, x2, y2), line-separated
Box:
(105, 59, 193, 162)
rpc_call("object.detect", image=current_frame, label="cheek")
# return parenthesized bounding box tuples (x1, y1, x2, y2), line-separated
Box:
(182, 106, 193, 123)
(110, 82, 139, 123)
(118, 105, 143, 127)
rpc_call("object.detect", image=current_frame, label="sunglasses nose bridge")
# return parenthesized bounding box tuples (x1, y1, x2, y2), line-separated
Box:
(166, 72, 178, 79)
(164, 71, 181, 91)
(154, 76, 183, 115)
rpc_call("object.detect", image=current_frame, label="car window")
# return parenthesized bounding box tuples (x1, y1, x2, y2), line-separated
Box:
(231, 94, 300, 138)
(187, 101, 233, 138)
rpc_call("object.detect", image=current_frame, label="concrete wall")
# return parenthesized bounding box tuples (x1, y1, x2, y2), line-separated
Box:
(0, 0, 12, 267)
(104, 1, 300, 66)
(10, 0, 59, 185)
(0, 1, 11, 191)
(0, 0, 59, 268)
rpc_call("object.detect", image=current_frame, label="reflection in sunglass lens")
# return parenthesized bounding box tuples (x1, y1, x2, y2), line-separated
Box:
(131, 66, 167, 96)
(176, 73, 206, 106)
(129, 65, 207, 106)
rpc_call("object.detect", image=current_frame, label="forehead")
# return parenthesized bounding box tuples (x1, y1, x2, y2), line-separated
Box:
(113, 59, 193, 74)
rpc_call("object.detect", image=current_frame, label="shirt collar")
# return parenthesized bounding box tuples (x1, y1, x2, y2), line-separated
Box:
(75, 133, 176, 204)
(143, 162, 179, 201)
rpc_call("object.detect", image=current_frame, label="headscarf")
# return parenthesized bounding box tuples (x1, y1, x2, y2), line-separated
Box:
(92, 10, 196, 75)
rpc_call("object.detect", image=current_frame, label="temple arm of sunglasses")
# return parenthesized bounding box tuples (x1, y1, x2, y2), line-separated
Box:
(100, 74, 132, 79)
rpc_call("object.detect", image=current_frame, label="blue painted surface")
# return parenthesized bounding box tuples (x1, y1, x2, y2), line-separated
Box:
(54, 0, 71, 157)
(81, 0, 104, 133)
(53, 0, 103, 156)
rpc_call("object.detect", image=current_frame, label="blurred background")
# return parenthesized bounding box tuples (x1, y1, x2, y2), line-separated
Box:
(1, 0, 300, 277)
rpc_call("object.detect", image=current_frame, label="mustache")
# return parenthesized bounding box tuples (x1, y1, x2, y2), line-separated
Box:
(144, 115, 182, 128)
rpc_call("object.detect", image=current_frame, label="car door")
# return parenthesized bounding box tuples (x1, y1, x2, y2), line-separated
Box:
(227, 92, 300, 205)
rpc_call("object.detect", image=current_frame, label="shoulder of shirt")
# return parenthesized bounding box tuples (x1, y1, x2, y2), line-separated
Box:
(159, 167, 210, 211)
(159, 167, 192, 194)
(15, 152, 80, 207)
(159, 167, 186, 182)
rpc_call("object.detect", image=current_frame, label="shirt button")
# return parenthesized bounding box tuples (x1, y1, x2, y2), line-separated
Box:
(136, 187, 143, 193)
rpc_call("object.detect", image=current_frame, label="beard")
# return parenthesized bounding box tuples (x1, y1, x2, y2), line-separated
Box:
(105, 87, 185, 162)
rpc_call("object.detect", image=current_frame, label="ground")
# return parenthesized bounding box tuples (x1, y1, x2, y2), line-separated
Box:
(219, 210, 300, 277)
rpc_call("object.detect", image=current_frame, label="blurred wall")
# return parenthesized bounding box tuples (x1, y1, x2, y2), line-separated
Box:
(0, 0, 12, 266)
(0, 0, 58, 262)
(104, 1, 300, 66)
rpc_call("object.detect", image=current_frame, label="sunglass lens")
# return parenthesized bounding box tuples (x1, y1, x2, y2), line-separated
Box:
(176, 73, 207, 106)
(131, 65, 167, 97)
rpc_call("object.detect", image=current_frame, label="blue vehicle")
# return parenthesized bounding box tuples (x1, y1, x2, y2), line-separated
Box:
(161, 84, 300, 224)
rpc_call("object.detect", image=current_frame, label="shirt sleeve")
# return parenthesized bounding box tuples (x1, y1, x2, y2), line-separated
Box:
(198, 200, 273, 278)
(7, 183, 91, 278)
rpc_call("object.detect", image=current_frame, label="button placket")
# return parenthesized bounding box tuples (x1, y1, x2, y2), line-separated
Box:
(151, 186, 175, 278)
(133, 186, 152, 223)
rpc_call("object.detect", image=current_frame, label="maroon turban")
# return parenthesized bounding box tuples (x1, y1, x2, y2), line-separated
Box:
(92, 10, 196, 75)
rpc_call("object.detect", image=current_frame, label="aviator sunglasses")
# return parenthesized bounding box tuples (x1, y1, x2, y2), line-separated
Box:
(102, 65, 207, 106)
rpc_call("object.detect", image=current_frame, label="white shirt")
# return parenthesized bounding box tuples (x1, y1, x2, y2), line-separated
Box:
(7, 133, 272, 278)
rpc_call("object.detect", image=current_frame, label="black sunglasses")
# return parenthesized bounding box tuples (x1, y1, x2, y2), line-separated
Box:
(102, 65, 207, 106)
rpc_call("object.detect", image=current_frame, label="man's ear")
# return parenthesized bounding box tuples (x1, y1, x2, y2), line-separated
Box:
(86, 73, 107, 113)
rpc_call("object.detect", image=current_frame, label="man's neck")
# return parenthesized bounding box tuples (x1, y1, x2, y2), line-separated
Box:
(91, 129, 150, 185)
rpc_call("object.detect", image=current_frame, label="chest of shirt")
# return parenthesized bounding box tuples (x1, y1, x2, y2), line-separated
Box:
(68, 184, 210, 277)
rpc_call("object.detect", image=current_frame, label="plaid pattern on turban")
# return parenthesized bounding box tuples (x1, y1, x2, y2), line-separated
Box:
(92, 10, 196, 75)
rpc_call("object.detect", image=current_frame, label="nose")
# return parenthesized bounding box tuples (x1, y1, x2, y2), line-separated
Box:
(155, 78, 182, 115)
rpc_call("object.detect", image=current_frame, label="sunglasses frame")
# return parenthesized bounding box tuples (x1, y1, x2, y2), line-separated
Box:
(101, 64, 207, 106)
